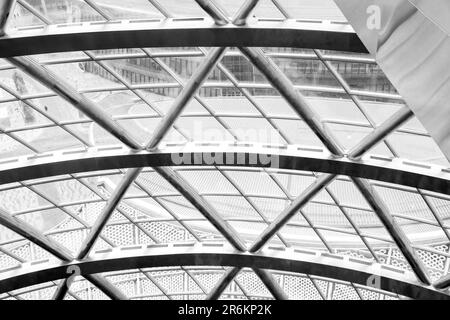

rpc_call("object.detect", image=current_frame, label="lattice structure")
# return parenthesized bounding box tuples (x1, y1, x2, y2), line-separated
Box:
(0, 0, 449, 300)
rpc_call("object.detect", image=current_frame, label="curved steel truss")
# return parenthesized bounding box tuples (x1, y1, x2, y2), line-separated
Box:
(1, 143, 450, 194)
(0, 19, 366, 58)
(0, 0, 449, 300)
(1, 244, 448, 300)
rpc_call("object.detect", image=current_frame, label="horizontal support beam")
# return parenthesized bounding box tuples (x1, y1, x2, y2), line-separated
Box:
(0, 19, 366, 58)
(0, 244, 447, 300)
(0, 143, 449, 194)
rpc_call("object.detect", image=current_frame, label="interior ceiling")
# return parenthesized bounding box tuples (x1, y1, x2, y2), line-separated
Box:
(0, 0, 449, 300)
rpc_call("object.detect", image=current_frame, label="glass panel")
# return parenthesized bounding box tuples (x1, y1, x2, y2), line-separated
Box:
(174, 116, 235, 142)
(277, 0, 347, 21)
(46, 62, 121, 91)
(27, 95, 84, 122)
(0, 101, 52, 131)
(271, 58, 341, 88)
(328, 178, 371, 210)
(30, 51, 89, 64)
(387, 132, 449, 166)
(19, 207, 71, 233)
(92, 0, 164, 20)
(0, 88, 16, 102)
(303, 202, 353, 228)
(252, 0, 285, 19)
(220, 117, 286, 144)
(272, 118, 325, 146)
(202, 96, 262, 115)
(0, 186, 51, 215)
(0, 69, 51, 97)
(203, 195, 263, 220)
(156, 196, 203, 220)
(279, 225, 329, 250)
(10, 3, 46, 29)
(136, 171, 179, 196)
(309, 96, 368, 123)
(22, 0, 105, 24)
(330, 61, 398, 94)
(225, 54, 268, 84)
(14, 126, 85, 152)
(249, 196, 289, 221)
(31, 179, 101, 205)
(326, 122, 393, 155)
(223, 170, 286, 197)
(176, 170, 239, 194)
(271, 172, 316, 197)
(100, 57, 177, 85)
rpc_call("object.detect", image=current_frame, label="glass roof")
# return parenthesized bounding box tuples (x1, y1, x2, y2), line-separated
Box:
(0, 0, 449, 301)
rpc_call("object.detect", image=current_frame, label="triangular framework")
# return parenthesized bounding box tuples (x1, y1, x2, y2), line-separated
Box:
(0, 0, 449, 300)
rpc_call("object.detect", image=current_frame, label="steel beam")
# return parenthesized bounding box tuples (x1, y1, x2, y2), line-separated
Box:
(78, 168, 142, 258)
(0, 0, 14, 36)
(146, 47, 226, 150)
(194, 0, 229, 25)
(0, 144, 449, 194)
(233, 0, 259, 25)
(0, 208, 72, 261)
(349, 106, 413, 160)
(0, 20, 366, 58)
(52, 280, 69, 300)
(9, 31, 227, 300)
(434, 274, 450, 290)
(8, 56, 142, 150)
(0, 244, 447, 300)
(250, 173, 335, 252)
(154, 167, 247, 251)
(206, 267, 241, 300)
(203, 89, 426, 297)
(253, 268, 288, 300)
(239, 47, 344, 156)
(352, 177, 432, 285)
(335, 0, 450, 163)
(52, 167, 142, 298)
(0, 208, 126, 299)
